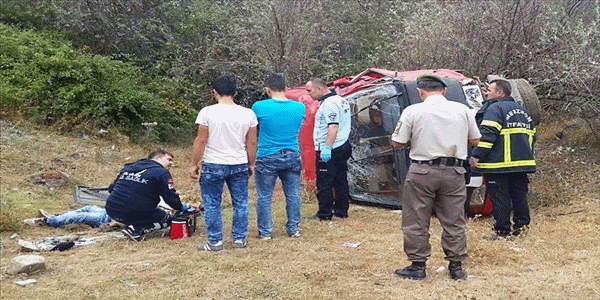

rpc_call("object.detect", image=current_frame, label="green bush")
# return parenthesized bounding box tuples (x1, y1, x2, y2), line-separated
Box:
(0, 24, 196, 143)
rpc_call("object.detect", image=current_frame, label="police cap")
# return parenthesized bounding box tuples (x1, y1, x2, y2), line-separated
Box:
(416, 74, 447, 88)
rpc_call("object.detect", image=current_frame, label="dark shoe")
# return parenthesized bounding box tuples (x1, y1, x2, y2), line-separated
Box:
(448, 261, 467, 280)
(394, 262, 426, 280)
(484, 234, 513, 241)
(333, 213, 348, 219)
(512, 225, 529, 236)
(307, 214, 331, 221)
(121, 225, 145, 242)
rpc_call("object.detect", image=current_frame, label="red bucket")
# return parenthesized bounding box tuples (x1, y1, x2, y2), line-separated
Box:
(170, 220, 189, 239)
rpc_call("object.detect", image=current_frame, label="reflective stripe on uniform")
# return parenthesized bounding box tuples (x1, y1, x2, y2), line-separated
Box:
(500, 128, 536, 136)
(478, 127, 536, 170)
(504, 134, 511, 163)
(481, 120, 502, 131)
(477, 141, 493, 148)
(477, 160, 536, 169)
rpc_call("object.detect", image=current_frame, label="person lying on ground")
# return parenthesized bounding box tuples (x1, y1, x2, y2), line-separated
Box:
(24, 205, 122, 229)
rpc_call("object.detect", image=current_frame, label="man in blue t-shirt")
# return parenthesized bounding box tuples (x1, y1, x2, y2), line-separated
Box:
(305, 78, 352, 220)
(251, 73, 305, 239)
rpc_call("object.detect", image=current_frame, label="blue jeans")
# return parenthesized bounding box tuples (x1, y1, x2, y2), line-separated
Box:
(46, 205, 111, 227)
(106, 206, 170, 230)
(201, 163, 249, 244)
(255, 150, 303, 236)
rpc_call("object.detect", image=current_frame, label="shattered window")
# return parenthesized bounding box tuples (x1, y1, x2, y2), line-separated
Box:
(345, 84, 407, 208)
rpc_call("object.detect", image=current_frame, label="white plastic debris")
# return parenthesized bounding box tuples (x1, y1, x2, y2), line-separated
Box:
(15, 279, 37, 287)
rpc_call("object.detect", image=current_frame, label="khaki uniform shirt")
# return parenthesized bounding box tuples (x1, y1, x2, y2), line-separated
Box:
(391, 94, 480, 161)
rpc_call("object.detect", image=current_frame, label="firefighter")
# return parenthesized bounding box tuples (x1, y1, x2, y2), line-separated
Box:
(471, 79, 536, 239)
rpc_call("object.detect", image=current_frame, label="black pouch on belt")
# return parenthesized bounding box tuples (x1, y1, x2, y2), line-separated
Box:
(463, 159, 471, 184)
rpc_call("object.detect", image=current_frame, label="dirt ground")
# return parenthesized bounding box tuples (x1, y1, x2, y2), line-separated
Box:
(1, 117, 599, 300)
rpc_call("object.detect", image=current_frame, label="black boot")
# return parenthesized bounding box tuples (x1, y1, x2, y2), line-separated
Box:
(448, 261, 467, 280)
(394, 262, 426, 280)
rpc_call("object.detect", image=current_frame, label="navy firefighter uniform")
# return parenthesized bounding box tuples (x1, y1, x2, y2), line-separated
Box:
(472, 95, 536, 237)
(105, 158, 183, 233)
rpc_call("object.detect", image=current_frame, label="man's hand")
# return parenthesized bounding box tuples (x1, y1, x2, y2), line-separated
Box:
(320, 145, 332, 162)
(392, 141, 409, 148)
(248, 164, 255, 177)
(471, 157, 479, 169)
(189, 165, 200, 180)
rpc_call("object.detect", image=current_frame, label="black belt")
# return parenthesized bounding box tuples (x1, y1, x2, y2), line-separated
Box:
(411, 157, 464, 167)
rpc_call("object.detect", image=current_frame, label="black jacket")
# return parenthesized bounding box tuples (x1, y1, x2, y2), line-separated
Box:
(472, 96, 536, 174)
(106, 159, 183, 214)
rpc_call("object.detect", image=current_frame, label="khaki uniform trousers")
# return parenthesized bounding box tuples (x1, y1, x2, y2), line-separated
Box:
(401, 163, 468, 262)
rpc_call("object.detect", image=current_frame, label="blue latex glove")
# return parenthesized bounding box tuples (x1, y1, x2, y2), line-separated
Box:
(320, 145, 332, 162)
(180, 202, 189, 212)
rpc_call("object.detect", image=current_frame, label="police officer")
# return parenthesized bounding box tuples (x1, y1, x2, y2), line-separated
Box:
(471, 79, 536, 239)
(305, 78, 352, 220)
(391, 74, 481, 280)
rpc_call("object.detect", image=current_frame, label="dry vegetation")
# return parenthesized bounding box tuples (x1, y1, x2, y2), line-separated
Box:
(1, 117, 599, 300)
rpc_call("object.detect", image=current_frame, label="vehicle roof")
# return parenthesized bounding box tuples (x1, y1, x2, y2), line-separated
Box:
(329, 68, 473, 97)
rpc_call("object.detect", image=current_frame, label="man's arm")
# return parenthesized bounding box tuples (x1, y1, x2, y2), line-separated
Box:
(468, 138, 481, 168)
(325, 124, 339, 147)
(189, 125, 208, 180)
(245, 126, 258, 176)
(159, 172, 183, 211)
(392, 141, 409, 148)
(468, 138, 480, 147)
(391, 114, 411, 149)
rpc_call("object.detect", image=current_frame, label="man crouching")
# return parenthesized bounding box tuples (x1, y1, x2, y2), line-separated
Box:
(105, 149, 189, 241)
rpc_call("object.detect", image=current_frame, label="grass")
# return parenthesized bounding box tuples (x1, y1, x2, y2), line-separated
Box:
(1, 117, 599, 299)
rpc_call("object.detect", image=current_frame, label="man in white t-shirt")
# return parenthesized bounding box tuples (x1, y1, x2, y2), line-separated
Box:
(189, 75, 258, 251)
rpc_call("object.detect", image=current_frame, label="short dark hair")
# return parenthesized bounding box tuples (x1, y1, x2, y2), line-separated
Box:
(490, 79, 511, 96)
(148, 149, 173, 160)
(265, 73, 286, 92)
(416, 80, 446, 91)
(308, 78, 328, 89)
(212, 76, 237, 96)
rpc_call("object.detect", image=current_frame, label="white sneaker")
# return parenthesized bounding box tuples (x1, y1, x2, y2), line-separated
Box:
(24, 218, 46, 226)
(255, 233, 272, 240)
(287, 231, 301, 238)
(232, 239, 247, 249)
(38, 209, 53, 218)
(197, 241, 224, 251)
